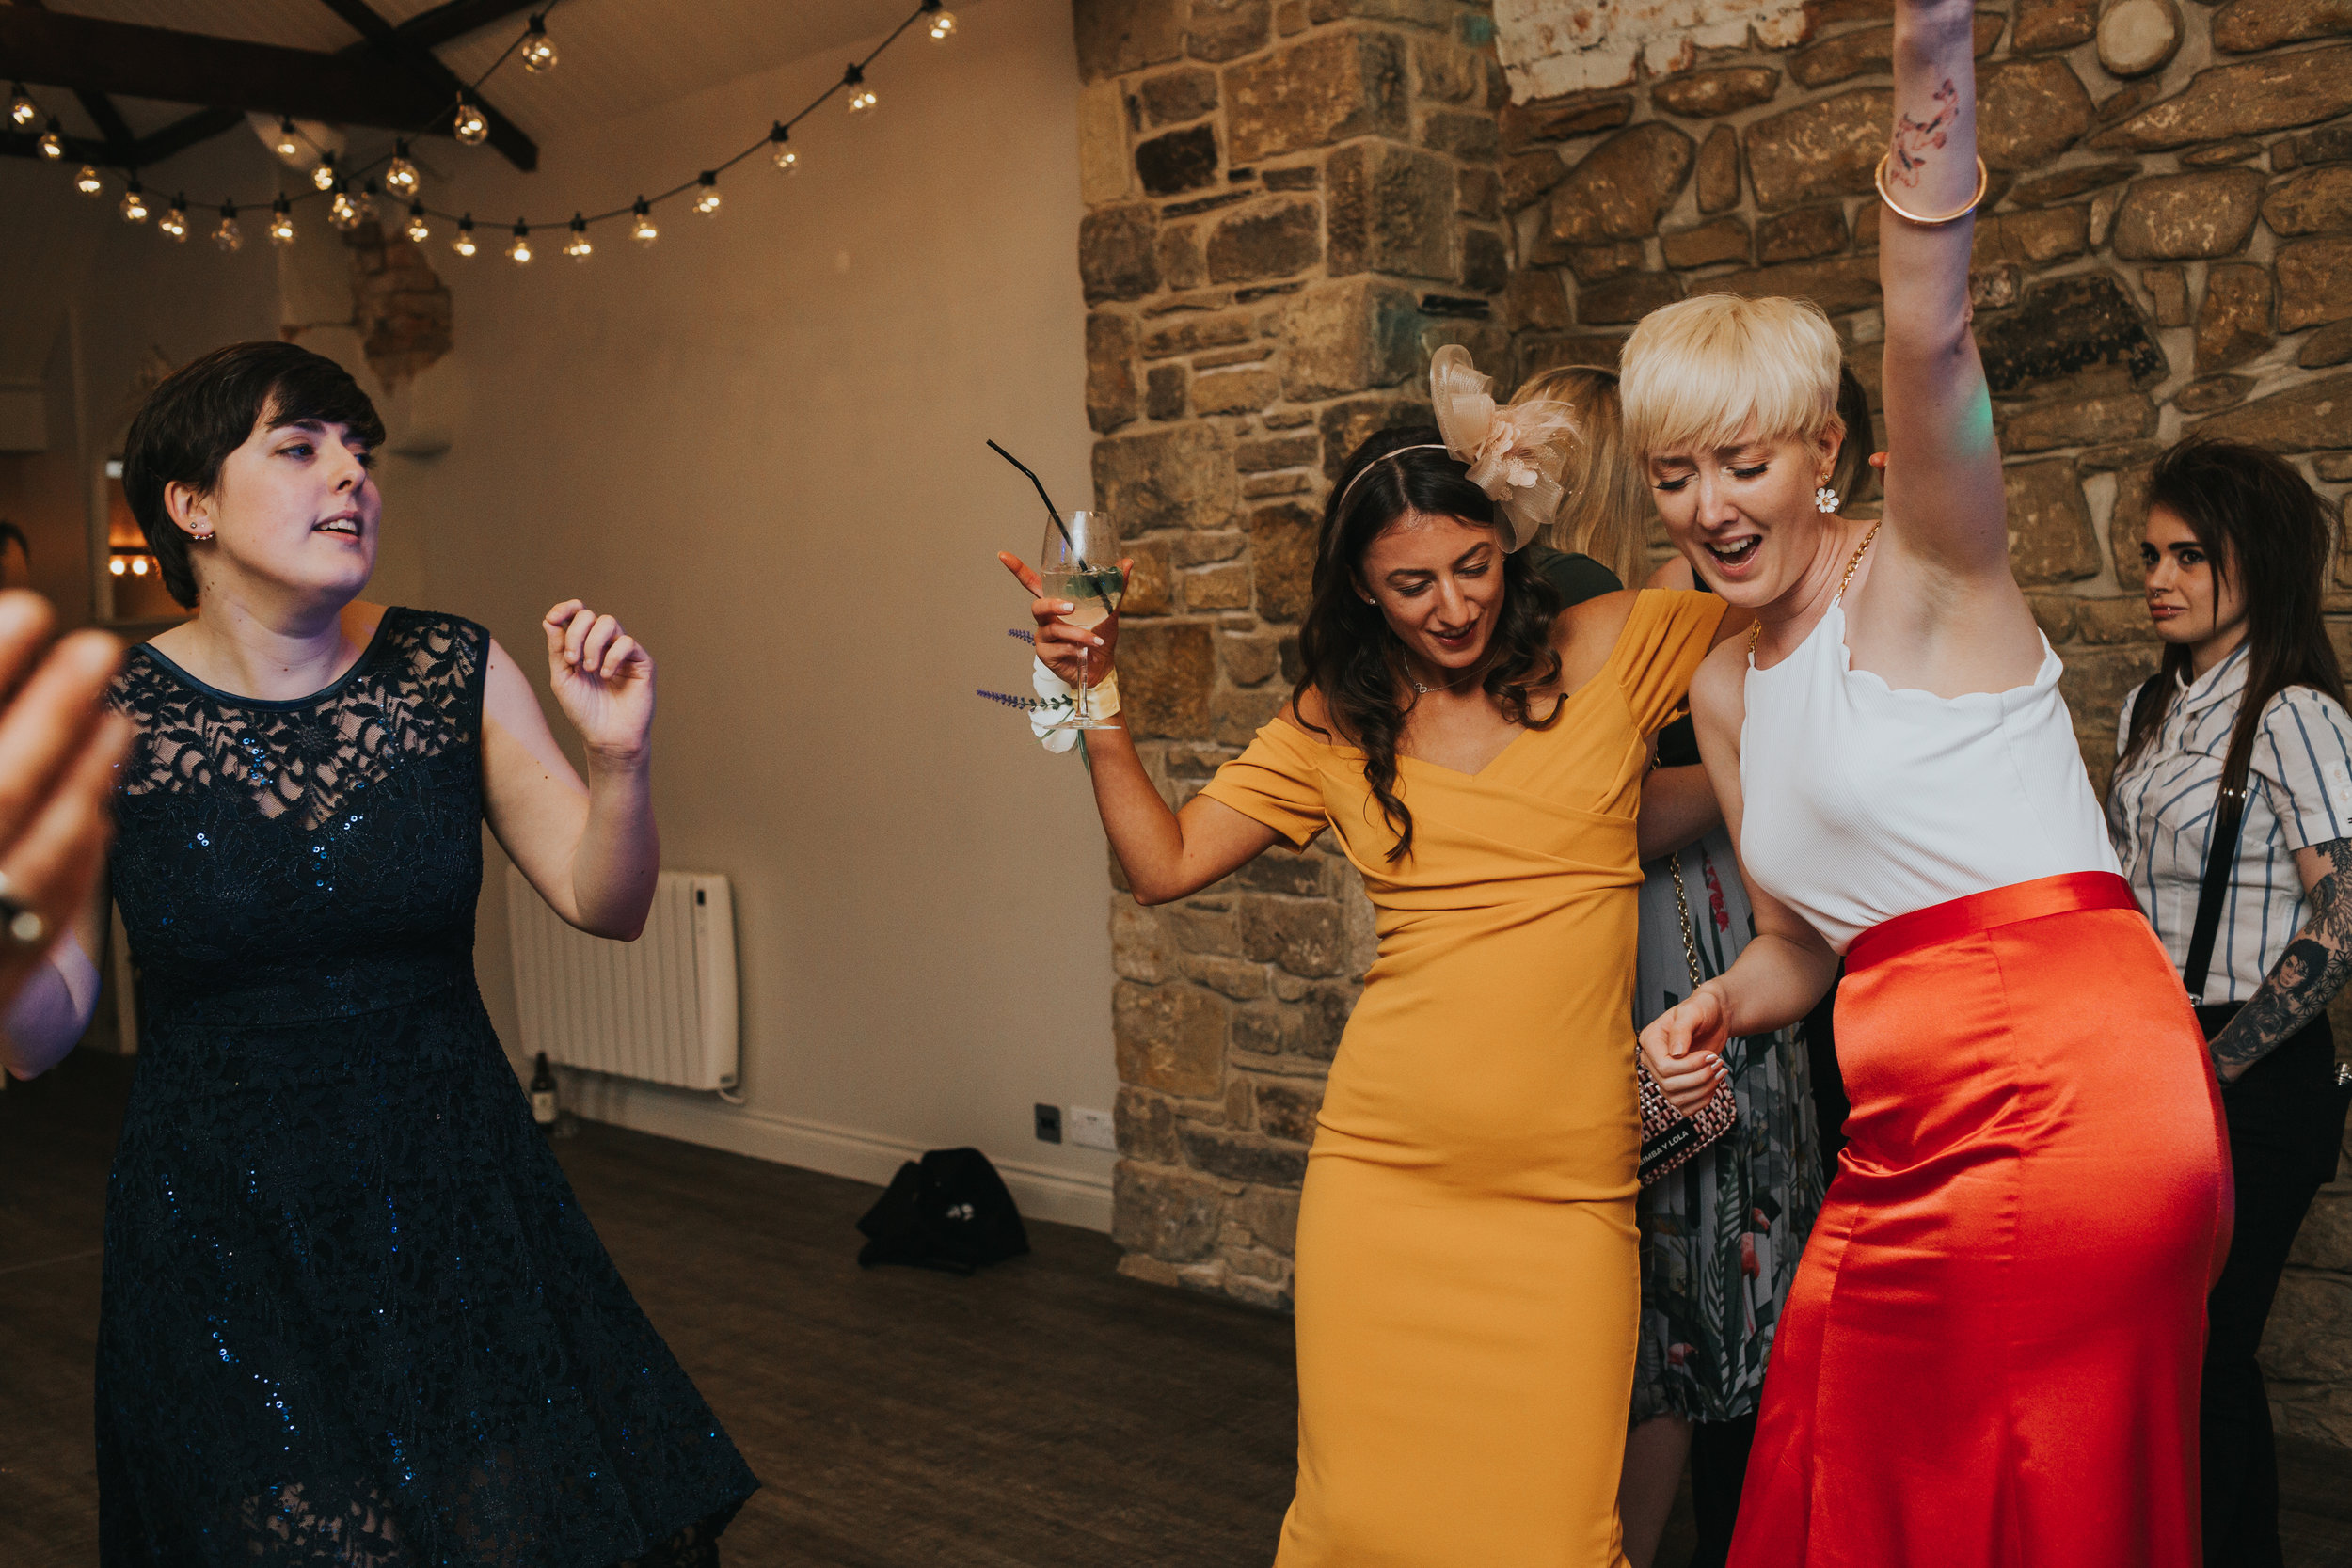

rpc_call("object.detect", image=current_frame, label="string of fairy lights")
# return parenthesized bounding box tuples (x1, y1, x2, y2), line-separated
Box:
(7, 0, 960, 263)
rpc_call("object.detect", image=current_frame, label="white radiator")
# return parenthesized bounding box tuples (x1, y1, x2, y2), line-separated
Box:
(504, 867, 739, 1093)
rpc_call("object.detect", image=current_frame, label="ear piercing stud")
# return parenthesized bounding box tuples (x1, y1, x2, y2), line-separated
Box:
(1815, 486, 1842, 515)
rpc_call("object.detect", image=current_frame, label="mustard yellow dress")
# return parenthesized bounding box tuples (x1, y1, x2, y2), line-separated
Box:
(1200, 591, 1726, 1568)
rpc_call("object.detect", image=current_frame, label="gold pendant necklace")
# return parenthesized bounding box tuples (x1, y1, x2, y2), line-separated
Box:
(1750, 521, 1882, 655)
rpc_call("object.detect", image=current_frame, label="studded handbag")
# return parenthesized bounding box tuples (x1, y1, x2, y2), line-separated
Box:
(1637, 852, 1740, 1186)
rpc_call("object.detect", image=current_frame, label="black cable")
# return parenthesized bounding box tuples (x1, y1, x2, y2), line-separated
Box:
(25, 0, 935, 239)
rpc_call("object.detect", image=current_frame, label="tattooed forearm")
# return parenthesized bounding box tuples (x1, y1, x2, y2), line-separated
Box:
(1888, 80, 1958, 187)
(2210, 838, 2352, 1081)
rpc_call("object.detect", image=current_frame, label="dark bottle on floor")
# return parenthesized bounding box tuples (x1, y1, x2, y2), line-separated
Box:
(531, 1051, 559, 1134)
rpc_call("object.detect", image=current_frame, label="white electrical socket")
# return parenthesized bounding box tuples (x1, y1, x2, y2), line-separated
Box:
(1068, 1105, 1116, 1151)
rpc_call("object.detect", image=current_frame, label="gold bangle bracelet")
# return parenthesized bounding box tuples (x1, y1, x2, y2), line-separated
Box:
(1873, 153, 1989, 227)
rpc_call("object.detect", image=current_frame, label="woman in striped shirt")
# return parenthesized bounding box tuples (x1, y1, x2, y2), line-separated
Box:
(2107, 436, 2352, 1568)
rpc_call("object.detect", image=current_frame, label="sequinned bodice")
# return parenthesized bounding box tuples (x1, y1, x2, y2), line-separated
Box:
(107, 608, 487, 1031)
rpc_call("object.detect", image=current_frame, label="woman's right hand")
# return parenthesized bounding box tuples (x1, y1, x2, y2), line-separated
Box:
(0, 593, 130, 1028)
(998, 552, 1130, 690)
(1640, 984, 1730, 1114)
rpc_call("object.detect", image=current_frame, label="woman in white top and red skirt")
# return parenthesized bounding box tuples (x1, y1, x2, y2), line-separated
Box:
(2108, 437, 2352, 1568)
(1627, 0, 2231, 1561)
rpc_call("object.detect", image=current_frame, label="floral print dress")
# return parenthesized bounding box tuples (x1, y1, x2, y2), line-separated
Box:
(1629, 825, 1828, 1423)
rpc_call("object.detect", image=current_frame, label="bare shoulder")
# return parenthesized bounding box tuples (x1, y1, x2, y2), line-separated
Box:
(1552, 586, 1641, 654)
(1281, 686, 1337, 742)
(1645, 555, 1695, 591)
(1690, 636, 1748, 734)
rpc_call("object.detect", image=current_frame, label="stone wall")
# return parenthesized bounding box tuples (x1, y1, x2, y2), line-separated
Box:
(1490, 0, 2352, 1451)
(1074, 0, 1514, 1309)
(1075, 0, 2352, 1449)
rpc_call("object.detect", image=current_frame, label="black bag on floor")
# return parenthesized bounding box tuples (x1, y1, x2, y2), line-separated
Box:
(855, 1147, 1030, 1275)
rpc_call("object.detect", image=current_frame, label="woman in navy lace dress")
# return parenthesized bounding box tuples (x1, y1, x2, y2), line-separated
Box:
(7, 341, 756, 1564)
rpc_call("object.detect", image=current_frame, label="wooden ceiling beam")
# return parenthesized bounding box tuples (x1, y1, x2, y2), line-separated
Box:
(395, 0, 542, 54)
(312, 0, 535, 170)
(0, 6, 537, 169)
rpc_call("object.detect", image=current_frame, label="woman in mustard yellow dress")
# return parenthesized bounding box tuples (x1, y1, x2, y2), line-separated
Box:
(1003, 350, 1735, 1566)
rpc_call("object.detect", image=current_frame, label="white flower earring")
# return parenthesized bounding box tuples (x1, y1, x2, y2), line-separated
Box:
(1814, 484, 1841, 514)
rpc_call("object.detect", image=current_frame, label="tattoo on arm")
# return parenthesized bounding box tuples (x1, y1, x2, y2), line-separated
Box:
(1888, 79, 1958, 188)
(2210, 838, 2352, 1080)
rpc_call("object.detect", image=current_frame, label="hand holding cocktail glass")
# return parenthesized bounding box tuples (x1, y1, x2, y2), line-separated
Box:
(996, 508, 1130, 731)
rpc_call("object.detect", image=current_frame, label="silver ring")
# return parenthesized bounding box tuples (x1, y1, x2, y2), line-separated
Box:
(0, 872, 46, 950)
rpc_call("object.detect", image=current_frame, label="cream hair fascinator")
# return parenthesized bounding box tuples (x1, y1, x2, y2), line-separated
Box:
(1332, 344, 1579, 552)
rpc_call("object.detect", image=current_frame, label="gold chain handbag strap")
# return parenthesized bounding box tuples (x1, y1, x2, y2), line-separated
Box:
(1668, 852, 1707, 993)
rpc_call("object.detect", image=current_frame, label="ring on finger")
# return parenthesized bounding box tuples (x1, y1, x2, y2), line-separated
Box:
(0, 871, 46, 950)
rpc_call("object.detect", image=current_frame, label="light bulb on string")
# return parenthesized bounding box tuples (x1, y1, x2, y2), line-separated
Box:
(214, 204, 243, 252)
(37, 119, 64, 160)
(120, 181, 150, 224)
(268, 196, 295, 245)
(358, 179, 379, 223)
(769, 121, 799, 174)
(405, 201, 430, 244)
(8, 85, 34, 130)
(158, 196, 189, 242)
(75, 165, 103, 197)
(453, 96, 489, 147)
(273, 117, 302, 159)
(385, 141, 420, 198)
(506, 222, 532, 264)
(924, 1, 957, 43)
(311, 150, 338, 193)
(328, 183, 360, 230)
(629, 198, 658, 245)
(521, 14, 559, 73)
(844, 64, 877, 115)
(693, 171, 722, 215)
(564, 214, 591, 261)
(452, 214, 477, 257)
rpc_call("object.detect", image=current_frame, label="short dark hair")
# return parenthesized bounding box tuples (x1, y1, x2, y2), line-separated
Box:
(120, 341, 384, 608)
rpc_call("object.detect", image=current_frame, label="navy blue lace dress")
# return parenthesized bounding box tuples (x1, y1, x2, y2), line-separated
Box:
(97, 608, 757, 1566)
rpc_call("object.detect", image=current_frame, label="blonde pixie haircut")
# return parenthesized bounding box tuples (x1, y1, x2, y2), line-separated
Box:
(1512, 363, 1649, 588)
(1619, 294, 1844, 458)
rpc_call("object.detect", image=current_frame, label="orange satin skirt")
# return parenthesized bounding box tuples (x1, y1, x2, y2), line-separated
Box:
(1728, 873, 2233, 1568)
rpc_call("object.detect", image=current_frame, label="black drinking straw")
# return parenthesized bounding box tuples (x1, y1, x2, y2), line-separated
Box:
(989, 439, 1117, 620)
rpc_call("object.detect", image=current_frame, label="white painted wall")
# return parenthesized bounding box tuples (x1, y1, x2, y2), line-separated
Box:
(5, 0, 1115, 1228)
(378, 0, 1117, 1227)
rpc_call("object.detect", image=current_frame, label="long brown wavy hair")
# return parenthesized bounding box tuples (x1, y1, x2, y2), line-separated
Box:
(2112, 437, 2346, 807)
(1295, 427, 1565, 863)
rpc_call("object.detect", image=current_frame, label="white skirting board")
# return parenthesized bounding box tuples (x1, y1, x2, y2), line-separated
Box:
(557, 1070, 1114, 1234)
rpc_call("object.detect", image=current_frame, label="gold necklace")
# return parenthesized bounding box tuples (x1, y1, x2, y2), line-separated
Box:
(1750, 521, 1882, 654)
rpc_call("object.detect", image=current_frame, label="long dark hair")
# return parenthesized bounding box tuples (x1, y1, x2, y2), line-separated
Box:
(1295, 427, 1565, 863)
(2112, 437, 2346, 808)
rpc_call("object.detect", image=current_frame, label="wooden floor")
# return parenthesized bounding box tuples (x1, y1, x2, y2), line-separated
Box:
(5, 1048, 2346, 1567)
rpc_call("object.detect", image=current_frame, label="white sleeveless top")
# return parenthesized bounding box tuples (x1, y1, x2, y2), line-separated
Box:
(1739, 598, 2120, 953)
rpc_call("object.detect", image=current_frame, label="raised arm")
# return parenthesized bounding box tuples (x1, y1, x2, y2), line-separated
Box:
(1000, 553, 1280, 905)
(482, 604, 660, 942)
(1878, 0, 2008, 580)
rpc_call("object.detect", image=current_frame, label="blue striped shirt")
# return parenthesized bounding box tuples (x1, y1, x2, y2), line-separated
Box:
(2107, 643, 2352, 1001)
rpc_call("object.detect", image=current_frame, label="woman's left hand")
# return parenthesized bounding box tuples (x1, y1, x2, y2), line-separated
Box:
(543, 600, 655, 761)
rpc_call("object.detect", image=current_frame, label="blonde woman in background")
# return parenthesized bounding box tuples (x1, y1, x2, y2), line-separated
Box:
(1518, 364, 1649, 596)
